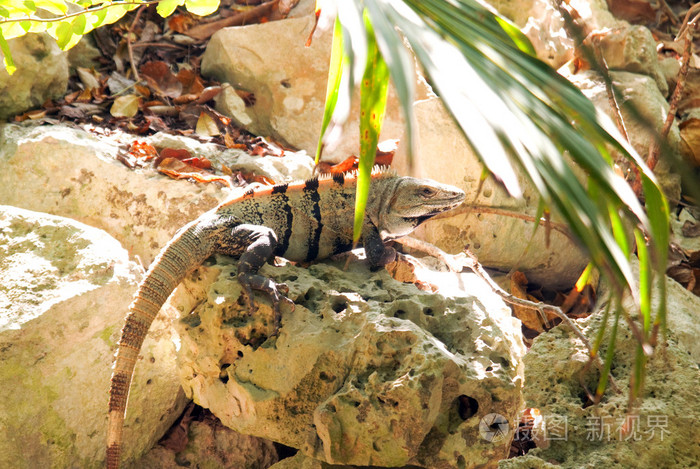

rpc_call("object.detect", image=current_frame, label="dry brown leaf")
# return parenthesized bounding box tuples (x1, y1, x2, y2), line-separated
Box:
(195, 111, 220, 136)
(509, 271, 558, 332)
(157, 157, 230, 185)
(110, 94, 141, 118)
(140, 61, 183, 98)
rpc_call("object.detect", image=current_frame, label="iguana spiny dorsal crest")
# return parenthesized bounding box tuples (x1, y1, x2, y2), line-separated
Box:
(106, 167, 465, 468)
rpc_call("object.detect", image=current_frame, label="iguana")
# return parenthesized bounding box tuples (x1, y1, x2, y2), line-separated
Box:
(106, 167, 465, 468)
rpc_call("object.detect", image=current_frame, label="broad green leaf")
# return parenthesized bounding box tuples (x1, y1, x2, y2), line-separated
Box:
(157, 0, 185, 17)
(185, 0, 219, 16)
(354, 10, 389, 242)
(71, 12, 88, 35)
(101, 3, 132, 25)
(54, 20, 82, 49)
(22, 0, 37, 13)
(34, 0, 68, 15)
(0, 30, 16, 74)
(0, 21, 31, 40)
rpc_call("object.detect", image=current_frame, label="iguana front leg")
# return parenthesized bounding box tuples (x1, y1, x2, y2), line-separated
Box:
(362, 220, 397, 269)
(219, 224, 294, 330)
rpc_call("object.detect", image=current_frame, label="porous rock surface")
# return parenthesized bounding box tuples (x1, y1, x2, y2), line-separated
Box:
(0, 205, 186, 468)
(171, 254, 526, 468)
(500, 269, 700, 469)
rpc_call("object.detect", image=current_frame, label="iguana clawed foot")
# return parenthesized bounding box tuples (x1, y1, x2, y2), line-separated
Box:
(238, 272, 295, 332)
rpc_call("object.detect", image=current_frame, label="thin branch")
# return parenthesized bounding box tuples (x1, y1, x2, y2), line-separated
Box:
(430, 203, 577, 243)
(131, 42, 186, 49)
(127, 5, 147, 82)
(647, 15, 696, 171)
(0, 1, 159, 24)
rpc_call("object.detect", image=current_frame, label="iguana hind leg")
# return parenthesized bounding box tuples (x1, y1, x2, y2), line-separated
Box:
(220, 224, 294, 330)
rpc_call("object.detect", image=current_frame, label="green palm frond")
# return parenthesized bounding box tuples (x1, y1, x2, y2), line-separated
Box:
(317, 0, 670, 399)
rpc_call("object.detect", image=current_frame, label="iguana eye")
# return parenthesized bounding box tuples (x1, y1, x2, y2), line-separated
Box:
(420, 187, 436, 197)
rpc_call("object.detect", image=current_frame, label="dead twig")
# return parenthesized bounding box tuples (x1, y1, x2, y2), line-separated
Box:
(184, 0, 280, 41)
(127, 5, 147, 82)
(430, 203, 577, 244)
(647, 7, 698, 171)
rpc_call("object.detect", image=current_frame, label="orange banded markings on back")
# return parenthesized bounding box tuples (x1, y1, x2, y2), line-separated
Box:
(217, 167, 396, 208)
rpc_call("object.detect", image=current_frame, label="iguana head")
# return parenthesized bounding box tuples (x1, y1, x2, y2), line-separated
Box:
(374, 177, 465, 240)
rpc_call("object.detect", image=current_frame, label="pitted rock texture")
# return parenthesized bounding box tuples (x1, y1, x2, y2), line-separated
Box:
(0, 206, 186, 468)
(500, 268, 700, 469)
(171, 254, 525, 468)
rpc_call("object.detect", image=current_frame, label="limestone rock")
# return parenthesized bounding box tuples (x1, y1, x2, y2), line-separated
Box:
(487, 0, 536, 27)
(0, 34, 69, 120)
(67, 35, 102, 73)
(499, 268, 700, 469)
(394, 97, 589, 289)
(0, 124, 313, 266)
(522, 0, 574, 69)
(0, 206, 186, 468)
(172, 255, 525, 468)
(583, 26, 668, 96)
(565, 70, 682, 202)
(202, 15, 406, 162)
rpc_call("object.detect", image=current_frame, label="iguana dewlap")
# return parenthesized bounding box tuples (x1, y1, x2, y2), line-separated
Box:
(106, 167, 465, 468)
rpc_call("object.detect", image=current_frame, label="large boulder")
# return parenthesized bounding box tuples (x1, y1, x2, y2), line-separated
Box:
(0, 34, 69, 120)
(0, 123, 314, 266)
(393, 97, 590, 289)
(171, 254, 526, 468)
(500, 268, 700, 468)
(202, 15, 408, 162)
(0, 205, 186, 468)
(565, 70, 682, 202)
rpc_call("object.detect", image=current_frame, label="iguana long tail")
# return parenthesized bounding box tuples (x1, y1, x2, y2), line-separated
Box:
(106, 220, 215, 469)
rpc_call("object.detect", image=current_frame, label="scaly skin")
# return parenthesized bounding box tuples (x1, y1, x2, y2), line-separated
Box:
(106, 168, 465, 468)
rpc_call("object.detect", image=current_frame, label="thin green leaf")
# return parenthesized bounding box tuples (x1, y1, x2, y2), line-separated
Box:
(0, 30, 16, 74)
(493, 16, 536, 56)
(316, 17, 344, 163)
(365, 1, 417, 166)
(354, 10, 390, 242)
(595, 305, 619, 400)
(634, 230, 651, 334)
(591, 300, 612, 357)
(632, 343, 647, 399)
